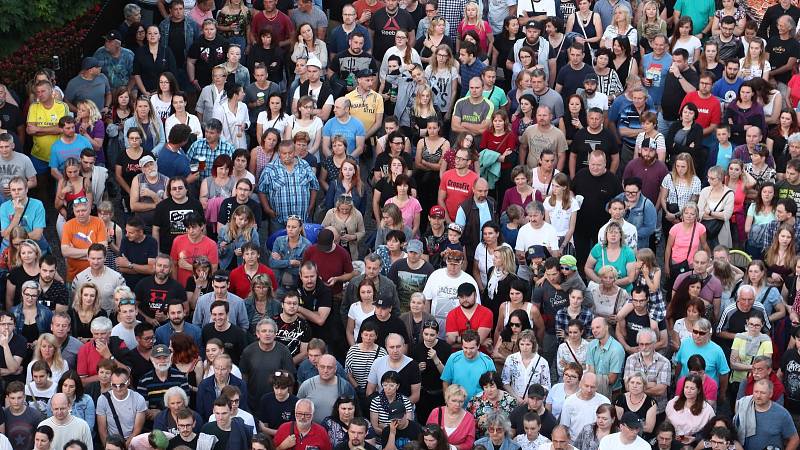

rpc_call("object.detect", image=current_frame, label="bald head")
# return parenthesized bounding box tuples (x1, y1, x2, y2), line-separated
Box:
(474, 178, 489, 202)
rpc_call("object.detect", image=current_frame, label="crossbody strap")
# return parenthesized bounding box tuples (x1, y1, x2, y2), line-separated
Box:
(103, 392, 126, 437)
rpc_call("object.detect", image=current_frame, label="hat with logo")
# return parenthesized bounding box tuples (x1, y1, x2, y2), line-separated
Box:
(429, 205, 446, 219)
(104, 30, 122, 41)
(407, 239, 423, 254)
(152, 344, 172, 357)
(139, 155, 156, 167)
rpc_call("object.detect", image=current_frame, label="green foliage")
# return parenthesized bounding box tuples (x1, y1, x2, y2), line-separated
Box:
(0, 0, 97, 55)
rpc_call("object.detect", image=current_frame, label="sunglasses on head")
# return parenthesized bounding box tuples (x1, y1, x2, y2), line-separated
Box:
(74, 197, 89, 204)
(423, 319, 439, 330)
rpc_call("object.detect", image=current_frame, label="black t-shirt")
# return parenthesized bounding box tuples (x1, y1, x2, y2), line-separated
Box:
(201, 323, 249, 364)
(119, 235, 159, 288)
(532, 281, 567, 334)
(380, 420, 423, 449)
(201, 422, 230, 450)
(152, 197, 205, 254)
(7, 266, 38, 307)
(127, 347, 154, 387)
(572, 169, 622, 233)
(421, 230, 447, 269)
(168, 20, 188, 67)
(661, 69, 699, 121)
(39, 279, 69, 311)
(187, 36, 230, 87)
(781, 348, 800, 411)
(555, 63, 594, 99)
(258, 392, 298, 426)
(410, 340, 452, 393)
(329, 50, 379, 86)
(297, 281, 333, 341)
(272, 314, 312, 356)
(509, 405, 557, 438)
(370, 8, 416, 58)
(134, 276, 187, 320)
(373, 152, 415, 177)
(217, 197, 263, 226)
(623, 310, 653, 348)
(168, 434, 198, 450)
(0, 102, 23, 133)
(570, 128, 618, 170)
(766, 36, 800, 84)
(359, 315, 410, 348)
(2, 406, 45, 450)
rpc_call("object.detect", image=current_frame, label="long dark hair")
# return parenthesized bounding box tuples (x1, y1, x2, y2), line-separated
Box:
(564, 94, 587, 128)
(755, 182, 777, 214)
(668, 274, 703, 321)
(420, 424, 450, 450)
(674, 374, 707, 415)
(57, 370, 85, 400)
(500, 309, 532, 342)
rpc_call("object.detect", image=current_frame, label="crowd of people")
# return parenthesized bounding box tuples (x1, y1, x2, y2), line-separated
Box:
(3, 0, 800, 450)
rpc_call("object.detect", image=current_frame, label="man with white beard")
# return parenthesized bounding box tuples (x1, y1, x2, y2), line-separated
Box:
(274, 399, 332, 450)
(623, 328, 671, 414)
(135, 344, 191, 422)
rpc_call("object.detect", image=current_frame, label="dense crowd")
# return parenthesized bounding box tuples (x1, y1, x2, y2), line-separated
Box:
(2, 1, 800, 450)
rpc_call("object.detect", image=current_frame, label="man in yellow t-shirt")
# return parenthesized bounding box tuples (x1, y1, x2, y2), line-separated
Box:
(26, 80, 69, 174)
(344, 69, 384, 141)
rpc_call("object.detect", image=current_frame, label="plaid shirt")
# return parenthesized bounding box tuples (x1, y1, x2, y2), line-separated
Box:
(555, 307, 593, 341)
(258, 157, 319, 225)
(439, 0, 466, 37)
(632, 273, 666, 322)
(185, 137, 236, 178)
(762, 219, 800, 254)
(623, 351, 672, 412)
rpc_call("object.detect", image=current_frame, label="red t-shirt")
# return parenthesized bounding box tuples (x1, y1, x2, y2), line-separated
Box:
(676, 375, 718, 401)
(445, 304, 494, 335)
(274, 422, 332, 450)
(302, 245, 353, 295)
(170, 235, 219, 286)
(680, 92, 721, 130)
(439, 169, 478, 221)
(250, 10, 294, 44)
(352, 0, 385, 26)
(229, 264, 277, 299)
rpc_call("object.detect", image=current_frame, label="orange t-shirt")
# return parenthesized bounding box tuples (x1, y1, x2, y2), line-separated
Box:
(62, 217, 108, 282)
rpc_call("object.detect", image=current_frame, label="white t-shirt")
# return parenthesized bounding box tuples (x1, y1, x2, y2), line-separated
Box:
(165, 113, 203, 138)
(422, 269, 481, 331)
(671, 36, 703, 64)
(111, 322, 140, 350)
(347, 302, 376, 341)
(560, 392, 611, 438)
(208, 408, 257, 434)
(515, 222, 560, 253)
(543, 196, 582, 239)
(288, 116, 325, 158)
(150, 94, 173, 122)
(597, 219, 638, 250)
(598, 432, 651, 450)
(517, 0, 557, 17)
(256, 111, 292, 136)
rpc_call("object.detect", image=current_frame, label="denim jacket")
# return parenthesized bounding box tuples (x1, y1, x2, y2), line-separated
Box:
(12, 303, 52, 336)
(268, 235, 311, 281)
(158, 17, 200, 59)
(611, 192, 658, 249)
(47, 394, 95, 429)
(218, 226, 261, 269)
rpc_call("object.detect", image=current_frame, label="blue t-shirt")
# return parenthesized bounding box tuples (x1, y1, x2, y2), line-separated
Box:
(742, 404, 796, 450)
(675, 338, 731, 382)
(322, 117, 365, 157)
(716, 143, 733, 169)
(641, 52, 672, 106)
(49, 135, 93, 171)
(157, 148, 192, 178)
(712, 77, 744, 108)
(441, 351, 496, 401)
(0, 198, 47, 251)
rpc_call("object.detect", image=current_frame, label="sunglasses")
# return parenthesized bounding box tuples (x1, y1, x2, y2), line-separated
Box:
(287, 214, 303, 222)
(74, 197, 89, 204)
(692, 329, 708, 336)
(509, 322, 522, 328)
(423, 319, 440, 330)
(111, 382, 128, 389)
(119, 299, 136, 306)
(559, 265, 573, 271)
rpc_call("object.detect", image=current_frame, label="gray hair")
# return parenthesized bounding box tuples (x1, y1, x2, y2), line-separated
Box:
(163, 386, 189, 407)
(257, 318, 278, 333)
(788, 133, 800, 146)
(525, 201, 545, 216)
(681, 201, 699, 217)
(780, 14, 796, 30)
(695, 317, 712, 332)
(90, 316, 113, 332)
(123, 3, 142, 20)
(636, 328, 657, 344)
(385, 333, 406, 346)
(484, 411, 512, 437)
(296, 398, 315, 414)
(737, 284, 757, 299)
(21, 280, 41, 296)
(753, 355, 772, 368)
(114, 285, 134, 300)
(364, 253, 381, 264)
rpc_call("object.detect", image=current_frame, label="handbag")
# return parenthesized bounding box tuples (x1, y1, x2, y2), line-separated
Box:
(700, 190, 732, 241)
(666, 174, 680, 215)
(670, 221, 696, 276)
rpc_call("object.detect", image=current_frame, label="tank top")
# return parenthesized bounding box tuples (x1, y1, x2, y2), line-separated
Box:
(571, 11, 598, 46)
(422, 139, 445, 164)
(503, 302, 534, 326)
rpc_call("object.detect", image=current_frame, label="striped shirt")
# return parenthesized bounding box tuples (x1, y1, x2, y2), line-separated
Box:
(135, 367, 191, 409)
(345, 344, 388, 390)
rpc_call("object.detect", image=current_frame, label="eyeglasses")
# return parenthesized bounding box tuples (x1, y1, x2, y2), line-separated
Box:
(140, 335, 155, 341)
(692, 329, 708, 336)
(624, 190, 639, 195)
(337, 195, 354, 204)
(488, 427, 504, 433)
(295, 412, 313, 418)
(119, 299, 136, 306)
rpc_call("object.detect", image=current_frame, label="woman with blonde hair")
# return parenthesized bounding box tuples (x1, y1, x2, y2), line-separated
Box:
(417, 16, 454, 66)
(26, 333, 69, 385)
(739, 39, 770, 80)
(664, 202, 710, 285)
(586, 222, 638, 291)
(425, 44, 460, 118)
(75, 100, 106, 161)
(588, 262, 631, 324)
(0, 226, 28, 272)
(544, 173, 580, 255)
(411, 85, 440, 139)
(6, 239, 43, 309)
(122, 96, 165, 155)
(426, 384, 476, 450)
(12, 280, 52, 345)
(636, 0, 666, 52)
(697, 165, 735, 248)
(457, 2, 493, 54)
(69, 283, 106, 342)
(218, 205, 260, 269)
(601, 4, 638, 50)
(322, 194, 366, 261)
(244, 274, 281, 335)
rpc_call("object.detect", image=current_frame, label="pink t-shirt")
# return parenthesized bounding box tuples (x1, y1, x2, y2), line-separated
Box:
(385, 196, 422, 233)
(669, 222, 706, 264)
(457, 21, 493, 53)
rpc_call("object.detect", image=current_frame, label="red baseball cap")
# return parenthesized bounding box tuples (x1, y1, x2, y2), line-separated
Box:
(429, 206, 446, 218)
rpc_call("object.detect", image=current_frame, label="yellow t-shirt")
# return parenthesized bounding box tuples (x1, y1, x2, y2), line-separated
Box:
(730, 335, 773, 382)
(345, 90, 384, 133)
(27, 101, 69, 162)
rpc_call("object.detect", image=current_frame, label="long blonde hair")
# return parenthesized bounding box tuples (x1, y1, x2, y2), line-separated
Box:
(671, 152, 697, 182)
(413, 85, 435, 117)
(15, 239, 42, 268)
(462, 2, 486, 32)
(32, 333, 67, 373)
(73, 282, 101, 316)
(227, 205, 257, 241)
(742, 39, 767, 72)
(77, 99, 102, 124)
(132, 97, 162, 144)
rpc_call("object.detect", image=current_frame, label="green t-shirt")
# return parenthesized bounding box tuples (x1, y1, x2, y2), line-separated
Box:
(674, 0, 715, 34)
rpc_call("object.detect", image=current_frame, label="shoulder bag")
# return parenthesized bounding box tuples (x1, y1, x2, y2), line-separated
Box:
(700, 189, 732, 241)
(670, 221, 696, 276)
